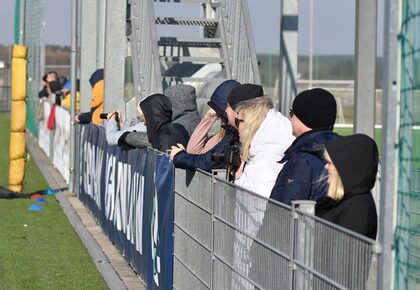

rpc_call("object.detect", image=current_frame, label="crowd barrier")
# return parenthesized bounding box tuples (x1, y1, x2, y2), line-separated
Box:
(173, 168, 381, 290)
(76, 125, 174, 289)
(38, 100, 70, 182)
(36, 104, 382, 289)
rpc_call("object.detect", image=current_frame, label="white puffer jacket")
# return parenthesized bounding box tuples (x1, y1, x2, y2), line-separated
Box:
(235, 108, 295, 198)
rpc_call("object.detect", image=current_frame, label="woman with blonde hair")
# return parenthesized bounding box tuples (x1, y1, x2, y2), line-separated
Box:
(316, 134, 378, 239)
(234, 96, 294, 197)
(231, 97, 294, 289)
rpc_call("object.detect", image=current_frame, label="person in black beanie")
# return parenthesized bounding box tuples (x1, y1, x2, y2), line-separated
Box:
(270, 88, 340, 204)
(225, 83, 264, 128)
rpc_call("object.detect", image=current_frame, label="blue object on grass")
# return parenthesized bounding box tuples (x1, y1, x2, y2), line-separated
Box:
(35, 198, 47, 203)
(29, 204, 43, 211)
(44, 188, 56, 195)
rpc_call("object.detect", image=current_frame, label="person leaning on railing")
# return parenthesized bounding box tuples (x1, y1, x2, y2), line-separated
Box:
(234, 96, 294, 198)
(186, 80, 240, 154)
(169, 84, 263, 174)
(269, 88, 340, 205)
(74, 69, 104, 125)
(164, 84, 201, 139)
(120, 93, 189, 152)
(316, 134, 378, 239)
(104, 100, 149, 149)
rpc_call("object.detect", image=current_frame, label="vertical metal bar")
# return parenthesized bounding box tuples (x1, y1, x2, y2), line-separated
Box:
(80, 0, 98, 112)
(354, 0, 377, 137)
(279, 0, 298, 115)
(210, 173, 216, 289)
(240, 0, 261, 84)
(19, 0, 26, 45)
(308, 0, 313, 89)
(97, 0, 106, 68)
(103, 1, 127, 113)
(69, 0, 78, 193)
(378, 0, 401, 289)
(292, 201, 315, 290)
(290, 202, 297, 289)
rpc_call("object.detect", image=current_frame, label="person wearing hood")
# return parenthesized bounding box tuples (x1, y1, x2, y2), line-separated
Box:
(169, 83, 262, 173)
(270, 88, 340, 205)
(186, 80, 240, 154)
(164, 84, 201, 138)
(119, 84, 200, 149)
(316, 134, 378, 239)
(75, 69, 104, 125)
(235, 97, 294, 197)
(135, 93, 189, 152)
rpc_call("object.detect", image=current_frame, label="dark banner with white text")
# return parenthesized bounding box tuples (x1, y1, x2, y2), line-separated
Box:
(77, 125, 173, 289)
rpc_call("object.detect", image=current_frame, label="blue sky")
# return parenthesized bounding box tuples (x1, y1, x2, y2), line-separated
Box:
(0, 0, 384, 55)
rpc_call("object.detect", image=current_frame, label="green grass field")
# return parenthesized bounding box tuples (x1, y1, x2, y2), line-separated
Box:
(0, 113, 107, 289)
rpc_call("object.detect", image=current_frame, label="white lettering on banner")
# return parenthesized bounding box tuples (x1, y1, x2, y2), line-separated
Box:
(129, 172, 144, 254)
(105, 152, 116, 221)
(81, 137, 148, 258)
(94, 146, 104, 209)
(127, 172, 136, 242)
(115, 162, 132, 232)
(83, 141, 93, 198)
(151, 172, 161, 286)
(122, 163, 131, 235)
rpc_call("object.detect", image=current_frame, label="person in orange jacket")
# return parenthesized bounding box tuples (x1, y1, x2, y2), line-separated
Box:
(75, 69, 104, 125)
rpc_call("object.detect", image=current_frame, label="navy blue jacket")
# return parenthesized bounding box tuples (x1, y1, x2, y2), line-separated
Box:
(270, 129, 339, 205)
(172, 125, 238, 172)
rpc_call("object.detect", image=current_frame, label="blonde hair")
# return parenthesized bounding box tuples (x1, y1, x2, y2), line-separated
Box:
(324, 150, 344, 200)
(236, 97, 273, 161)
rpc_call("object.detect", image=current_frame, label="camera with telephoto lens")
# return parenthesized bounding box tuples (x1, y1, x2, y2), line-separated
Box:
(100, 112, 119, 122)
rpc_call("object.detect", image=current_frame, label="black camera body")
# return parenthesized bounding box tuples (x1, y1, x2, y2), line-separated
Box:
(211, 143, 241, 170)
(100, 112, 119, 122)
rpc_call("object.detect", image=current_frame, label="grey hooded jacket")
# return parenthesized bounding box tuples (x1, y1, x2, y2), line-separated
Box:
(165, 84, 201, 138)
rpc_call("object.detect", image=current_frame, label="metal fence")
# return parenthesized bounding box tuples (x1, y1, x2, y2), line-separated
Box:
(24, 0, 46, 137)
(395, 0, 420, 288)
(220, 0, 260, 85)
(174, 168, 380, 290)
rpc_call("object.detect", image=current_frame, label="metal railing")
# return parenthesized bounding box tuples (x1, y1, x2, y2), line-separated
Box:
(219, 0, 261, 85)
(130, 0, 163, 100)
(174, 168, 380, 290)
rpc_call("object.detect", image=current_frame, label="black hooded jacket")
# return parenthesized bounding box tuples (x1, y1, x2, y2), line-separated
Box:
(316, 134, 378, 239)
(140, 94, 189, 152)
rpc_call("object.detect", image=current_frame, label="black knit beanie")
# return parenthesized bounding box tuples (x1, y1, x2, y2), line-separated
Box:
(292, 88, 337, 130)
(227, 83, 264, 109)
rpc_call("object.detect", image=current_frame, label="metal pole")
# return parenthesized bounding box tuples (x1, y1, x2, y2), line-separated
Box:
(19, 0, 26, 45)
(377, 0, 400, 289)
(69, 0, 78, 193)
(97, 0, 106, 68)
(308, 0, 313, 89)
(354, 0, 377, 137)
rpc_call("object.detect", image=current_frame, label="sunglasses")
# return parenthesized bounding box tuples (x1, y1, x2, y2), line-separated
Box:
(289, 108, 294, 118)
(235, 117, 244, 127)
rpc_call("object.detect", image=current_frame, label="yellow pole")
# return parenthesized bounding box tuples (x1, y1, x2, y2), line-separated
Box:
(9, 44, 27, 192)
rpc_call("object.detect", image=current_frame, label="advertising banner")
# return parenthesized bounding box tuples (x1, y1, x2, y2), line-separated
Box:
(78, 125, 173, 289)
